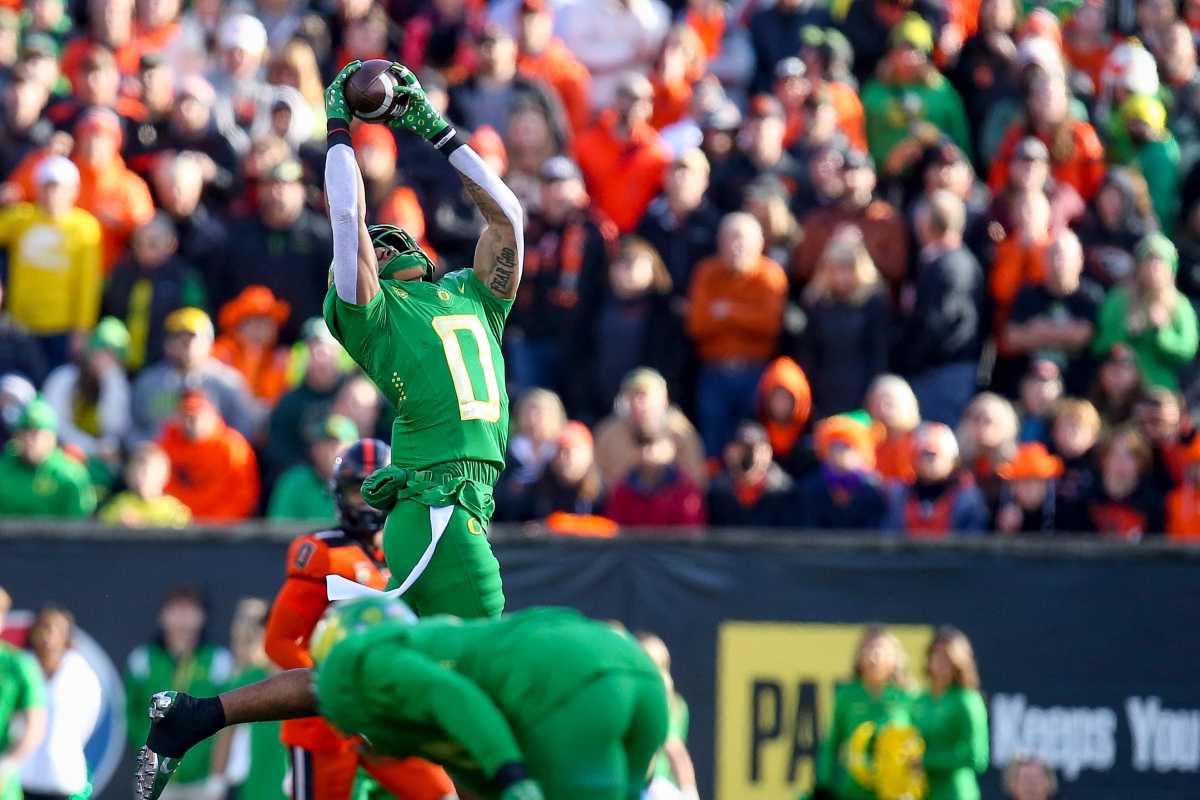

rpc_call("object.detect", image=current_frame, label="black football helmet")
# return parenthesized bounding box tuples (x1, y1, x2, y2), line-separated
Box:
(331, 438, 391, 538)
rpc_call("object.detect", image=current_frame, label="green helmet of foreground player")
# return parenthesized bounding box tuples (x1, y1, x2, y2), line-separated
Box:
(310, 596, 418, 666)
(369, 224, 437, 282)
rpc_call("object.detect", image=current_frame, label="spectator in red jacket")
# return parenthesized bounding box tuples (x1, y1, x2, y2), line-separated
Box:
(515, 0, 592, 134)
(603, 430, 706, 529)
(575, 71, 671, 232)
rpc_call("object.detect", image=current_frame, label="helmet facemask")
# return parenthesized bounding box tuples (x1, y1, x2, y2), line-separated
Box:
(367, 224, 436, 282)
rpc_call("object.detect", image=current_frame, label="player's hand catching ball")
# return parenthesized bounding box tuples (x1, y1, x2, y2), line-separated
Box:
(498, 778, 545, 800)
(324, 60, 362, 126)
(385, 63, 453, 142)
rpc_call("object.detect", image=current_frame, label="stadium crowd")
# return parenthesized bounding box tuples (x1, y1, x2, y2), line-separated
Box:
(0, 0, 1198, 539)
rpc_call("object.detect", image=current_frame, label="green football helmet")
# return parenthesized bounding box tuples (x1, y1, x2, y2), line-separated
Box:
(310, 596, 418, 666)
(368, 224, 436, 281)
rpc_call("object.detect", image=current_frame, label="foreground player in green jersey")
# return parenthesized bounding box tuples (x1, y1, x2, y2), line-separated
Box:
(135, 600, 670, 800)
(322, 60, 525, 618)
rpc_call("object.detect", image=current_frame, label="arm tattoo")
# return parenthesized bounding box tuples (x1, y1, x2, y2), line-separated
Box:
(460, 175, 507, 225)
(489, 247, 517, 294)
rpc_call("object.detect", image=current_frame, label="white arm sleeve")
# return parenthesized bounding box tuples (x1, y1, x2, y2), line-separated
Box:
(325, 142, 361, 304)
(448, 144, 524, 277)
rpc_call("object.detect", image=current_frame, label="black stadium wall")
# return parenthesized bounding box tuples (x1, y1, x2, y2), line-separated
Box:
(1, 526, 1198, 800)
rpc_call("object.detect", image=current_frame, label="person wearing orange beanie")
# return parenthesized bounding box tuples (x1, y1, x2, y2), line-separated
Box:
(211, 286, 292, 406)
(994, 442, 1065, 533)
(797, 414, 887, 530)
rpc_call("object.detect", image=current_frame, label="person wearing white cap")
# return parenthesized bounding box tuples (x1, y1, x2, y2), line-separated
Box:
(0, 155, 103, 369)
(207, 13, 273, 135)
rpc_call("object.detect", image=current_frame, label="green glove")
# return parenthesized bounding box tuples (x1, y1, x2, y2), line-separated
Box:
(385, 63, 453, 142)
(325, 60, 361, 126)
(498, 779, 544, 800)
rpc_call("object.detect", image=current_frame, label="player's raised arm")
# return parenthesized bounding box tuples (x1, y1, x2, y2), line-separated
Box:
(385, 64, 525, 299)
(324, 61, 382, 306)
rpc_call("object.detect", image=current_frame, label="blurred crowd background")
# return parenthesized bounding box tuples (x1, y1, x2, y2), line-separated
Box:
(0, 0, 1198, 539)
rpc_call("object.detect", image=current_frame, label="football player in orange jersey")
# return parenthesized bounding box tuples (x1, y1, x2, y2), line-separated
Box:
(264, 438, 458, 800)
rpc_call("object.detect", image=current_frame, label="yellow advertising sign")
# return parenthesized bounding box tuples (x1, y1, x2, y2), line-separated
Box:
(716, 622, 930, 800)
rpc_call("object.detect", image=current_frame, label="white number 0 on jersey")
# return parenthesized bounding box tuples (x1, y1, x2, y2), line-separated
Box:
(432, 315, 502, 423)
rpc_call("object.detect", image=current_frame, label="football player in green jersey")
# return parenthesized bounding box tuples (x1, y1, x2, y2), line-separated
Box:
(136, 599, 670, 800)
(320, 61, 524, 619)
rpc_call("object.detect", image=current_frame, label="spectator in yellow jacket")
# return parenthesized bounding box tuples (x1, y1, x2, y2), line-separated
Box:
(0, 156, 102, 368)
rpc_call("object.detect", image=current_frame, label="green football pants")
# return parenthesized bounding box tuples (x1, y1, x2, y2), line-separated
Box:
(521, 672, 671, 800)
(382, 498, 505, 619)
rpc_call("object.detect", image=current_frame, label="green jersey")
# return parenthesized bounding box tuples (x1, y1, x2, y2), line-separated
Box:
(815, 680, 914, 800)
(125, 642, 233, 786)
(323, 269, 513, 473)
(0, 642, 45, 800)
(911, 687, 989, 800)
(0, 445, 96, 518)
(267, 464, 336, 524)
(316, 608, 658, 787)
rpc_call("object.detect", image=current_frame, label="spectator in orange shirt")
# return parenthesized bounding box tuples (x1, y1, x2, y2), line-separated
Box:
(159, 389, 259, 522)
(1063, 0, 1113, 94)
(989, 136, 1085, 241)
(989, 74, 1107, 201)
(867, 374, 922, 483)
(351, 123, 433, 257)
(649, 24, 706, 131)
(61, 0, 141, 88)
(575, 71, 672, 233)
(131, 0, 190, 74)
(1166, 436, 1200, 539)
(515, 0, 593, 134)
(212, 286, 292, 407)
(71, 108, 154, 270)
(688, 212, 789, 455)
(990, 189, 1051, 390)
(797, 28, 868, 152)
(46, 43, 145, 135)
(7, 108, 155, 271)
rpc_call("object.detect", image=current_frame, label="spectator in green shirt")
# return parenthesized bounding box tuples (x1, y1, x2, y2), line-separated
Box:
(912, 627, 990, 800)
(211, 598, 287, 800)
(1116, 95, 1181, 236)
(0, 587, 47, 800)
(124, 586, 232, 795)
(1093, 234, 1200, 392)
(266, 413, 358, 523)
(861, 14, 971, 178)
(813, 626, 915, 800)
(0, 397, 96, 518)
